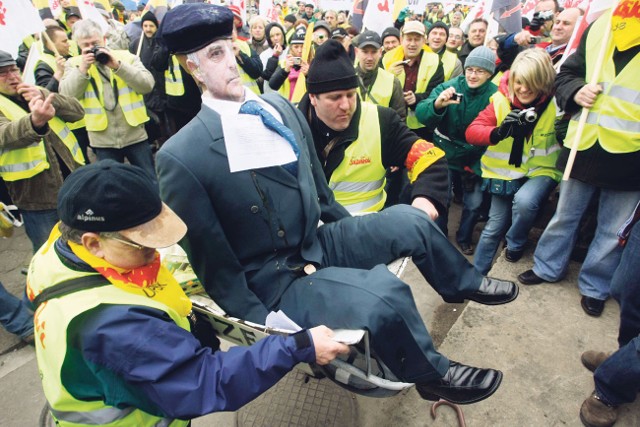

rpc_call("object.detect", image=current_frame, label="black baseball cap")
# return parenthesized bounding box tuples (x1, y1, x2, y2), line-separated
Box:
(356, 30, 382, 49)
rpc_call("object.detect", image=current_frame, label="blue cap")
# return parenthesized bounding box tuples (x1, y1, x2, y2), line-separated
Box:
(159, 3, 234, 54)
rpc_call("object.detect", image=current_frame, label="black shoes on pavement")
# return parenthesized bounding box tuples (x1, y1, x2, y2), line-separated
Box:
(467, 277, 519, 305)
(581, 296, 605, 317)
(459, 242, 474, 255)
(505, 248, 524, 262)
(517, 269, 546, 285)
(416, 361, 503, 405)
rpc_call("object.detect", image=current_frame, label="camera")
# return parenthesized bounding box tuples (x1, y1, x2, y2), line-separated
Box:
(529, 36, 542, 44)
(292, 57, 302, 65)
(538, 10, 555, 21)
(518, 107, 538, 124)
(89, 46, 110, 65)
(450, 92, 464, 101)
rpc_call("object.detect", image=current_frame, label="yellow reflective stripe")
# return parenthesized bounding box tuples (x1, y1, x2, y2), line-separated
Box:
(343, 192, 385, 213)
(607, 84, 640, 104)
(329, 179, 385, 193)
(118, 86, 135, 95)
(84, 91, 99, 99)
(57, 126, 71, 140)
(480, 160, 526, 180)
(84, 107, 103, 115)
(483, 150, 523, 162)
(0, 158, 46, 173)
(531, 144, 561, 157)
(121, 101, 146, 112)
(577, 111, 640, 133)
(49, 406, 135, 424)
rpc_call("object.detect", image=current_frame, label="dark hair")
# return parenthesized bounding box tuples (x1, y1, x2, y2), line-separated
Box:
(469, 18, 489, 29)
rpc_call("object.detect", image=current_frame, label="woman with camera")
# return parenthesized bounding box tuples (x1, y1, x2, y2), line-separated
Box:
(415, 46, 498, 255)
(465, 48, 561, 275)
(268, 30, 309, 102)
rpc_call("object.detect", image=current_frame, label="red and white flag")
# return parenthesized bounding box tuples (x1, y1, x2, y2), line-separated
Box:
(77, 0, 111, 34)
(362, 0, 394, 35)
(0, 0, 45, 58)
(49, 0, 63, 18)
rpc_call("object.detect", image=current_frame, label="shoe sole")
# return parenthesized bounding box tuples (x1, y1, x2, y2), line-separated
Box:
(418, 371, 504, 405)
(579, 408, 615, 427)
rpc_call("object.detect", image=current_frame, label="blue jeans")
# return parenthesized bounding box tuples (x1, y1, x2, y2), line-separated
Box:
(93, 141, 157, 186)
(0, 281, 33, 339)
(21, 208, 59, 253)
(532, 178, 640, 300)
(609, 218, 640, 347)
(456, 180, 484, 245)
(474, 176, 557, 275)
(594, 336, 640, 406)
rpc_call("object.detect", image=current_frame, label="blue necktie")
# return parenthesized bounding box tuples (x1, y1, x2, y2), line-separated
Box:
(239, 100, 299, 176)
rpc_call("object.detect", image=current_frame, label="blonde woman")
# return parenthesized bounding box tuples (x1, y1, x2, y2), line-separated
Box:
(466, 48, 561, 275)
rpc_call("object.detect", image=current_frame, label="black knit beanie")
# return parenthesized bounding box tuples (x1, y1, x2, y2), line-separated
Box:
(141, 11, 159, 28)
(428, 21, 449, 39)
(306, 40, 358, 94)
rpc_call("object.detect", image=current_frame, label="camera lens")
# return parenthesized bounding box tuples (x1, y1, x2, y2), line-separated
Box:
(524, 110, 537, 123)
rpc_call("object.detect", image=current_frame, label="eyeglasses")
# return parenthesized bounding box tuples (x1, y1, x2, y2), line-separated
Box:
(465, 67, 488, 76)
(0, 67, 20, 78)
(102, 232, 146, 250)
(315, 34, 326, 40)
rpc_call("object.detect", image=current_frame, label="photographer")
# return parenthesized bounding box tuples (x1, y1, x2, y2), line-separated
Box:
(268, 30, 309, 102)
(416, 46, 498, 255)
(60, 19, 155, 181)
(466, 49, 561, 275)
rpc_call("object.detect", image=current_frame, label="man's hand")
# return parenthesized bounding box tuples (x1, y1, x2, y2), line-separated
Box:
(273, 43, 283, 57)
(284, 55, 294, 72)
(403, 90, 416, 107)
(388, 60, 406, 77)
(53, 55, 66, 81)
(79, 47, 96, 74)
(300, 60, 309, 76)
(434, 87, 461, 110)
(29, 93, 56, 129)
(17, 83, 44, 102)
(232, 41, 241, 58)
(411, 197, 439, 220)
(574, 83, 603, 109)
(308, 326, 350, 365)
(514, 30, 534, 47)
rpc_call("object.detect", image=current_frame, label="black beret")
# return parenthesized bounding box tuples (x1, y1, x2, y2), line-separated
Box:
(159, 3, 234, 55)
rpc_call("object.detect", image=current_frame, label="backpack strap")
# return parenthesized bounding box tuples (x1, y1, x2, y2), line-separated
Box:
(32, 275, 110, 309)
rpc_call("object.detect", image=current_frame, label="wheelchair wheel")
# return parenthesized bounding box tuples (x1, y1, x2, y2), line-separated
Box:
(39, 402, 56, 427)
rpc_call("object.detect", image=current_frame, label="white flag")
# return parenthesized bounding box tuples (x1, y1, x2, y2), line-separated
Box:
(49, 0, 63, 18)
(0, 0, 46, 58)
(362, 0, 395, 35)
(77, 0, 111, 35)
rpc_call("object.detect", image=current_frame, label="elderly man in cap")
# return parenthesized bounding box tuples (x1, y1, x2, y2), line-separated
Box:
(156, 3, 518, 406)
(383, 20, 444, 141)
(0, 50, 85, 252)
(29, 160, 348, 426)
(355, 30, 406, 121)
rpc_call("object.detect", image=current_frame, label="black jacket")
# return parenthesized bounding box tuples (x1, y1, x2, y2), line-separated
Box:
(298, 95, 449, 214)
(555, 23, 640, 191)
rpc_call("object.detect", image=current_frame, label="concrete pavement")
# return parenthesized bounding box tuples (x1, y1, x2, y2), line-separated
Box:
(1, 211, 638, 426)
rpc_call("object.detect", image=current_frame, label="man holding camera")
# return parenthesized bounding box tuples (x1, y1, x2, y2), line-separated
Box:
(60, 19, 155, 180)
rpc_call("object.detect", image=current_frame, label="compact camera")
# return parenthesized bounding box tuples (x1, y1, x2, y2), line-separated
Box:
(450, 92, 464, 102)
(538, 10, 555, 21)
(529, 36, 542, 44)
(518, 107, 538, 124)
(89, 46, 110, 65)
(292, 57, 302, 65)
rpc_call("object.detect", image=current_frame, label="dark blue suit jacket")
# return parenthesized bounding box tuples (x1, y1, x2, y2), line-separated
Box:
(157, 94, 349, 323)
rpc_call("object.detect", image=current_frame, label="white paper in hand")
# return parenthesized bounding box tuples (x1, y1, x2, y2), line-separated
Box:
(331, 329, 366, 345)
(265, 310, 302, 332)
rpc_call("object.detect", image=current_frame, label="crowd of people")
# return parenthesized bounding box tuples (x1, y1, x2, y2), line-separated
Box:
(0, 1, 639, 426)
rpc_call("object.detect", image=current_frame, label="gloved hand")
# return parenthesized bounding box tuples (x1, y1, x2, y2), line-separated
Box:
(398, 6, 411, 23)
(496, 109, 522, 140)
(529, 12, 544, 32)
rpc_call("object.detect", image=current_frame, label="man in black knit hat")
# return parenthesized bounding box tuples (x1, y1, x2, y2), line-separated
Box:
(157, 3, 519, 407)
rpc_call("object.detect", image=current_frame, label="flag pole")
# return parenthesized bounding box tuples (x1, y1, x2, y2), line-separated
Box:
(562, 6, 616, 181)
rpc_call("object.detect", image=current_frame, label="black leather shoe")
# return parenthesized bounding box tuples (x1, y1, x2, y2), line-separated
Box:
(505, 248, 524, 263)
(517, 269, 545, 285)
(581, 296, 605, 317)
(416, 361, 503, 405)
(466, 277, 518, 305)
(459, 242, 474, 255)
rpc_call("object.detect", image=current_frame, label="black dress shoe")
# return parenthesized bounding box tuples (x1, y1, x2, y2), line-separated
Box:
(581, 296, 605, 317)
(517, 269, 545, 285)
(466, 277, 518, 305)
(505, 248, 524, 263)
(416, 361, 503, 405)
(459, 242, 474, 255)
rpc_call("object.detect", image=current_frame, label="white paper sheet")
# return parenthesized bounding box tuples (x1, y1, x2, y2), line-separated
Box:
(222, 114, 297, 173)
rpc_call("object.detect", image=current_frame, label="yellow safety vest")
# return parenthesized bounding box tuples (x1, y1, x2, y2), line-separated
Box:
(329, 102, 386, 213)
(564, 11, 640, 154)
(358, 68, 395, 108)
(237, 40, 261, 95)
(164, 56, 185, 96)
(38, 53, 86, 130)
(481, 93, 561, 182)
(29, 240, 190, 427)
(491, 70, 503, 86)
(0, 94, 83, 182)
(382, 46, 440, 129)
(68, 51, 149, 132)
(441, 50, 457, 81)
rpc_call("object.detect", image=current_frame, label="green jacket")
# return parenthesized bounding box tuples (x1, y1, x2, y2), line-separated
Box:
(416, 75, 497, 174)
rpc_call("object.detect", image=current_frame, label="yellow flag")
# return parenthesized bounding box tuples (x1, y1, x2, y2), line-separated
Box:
(291, 23, 315, 103)
(611, 0, 640, 51)
(393, 0, 408, 21)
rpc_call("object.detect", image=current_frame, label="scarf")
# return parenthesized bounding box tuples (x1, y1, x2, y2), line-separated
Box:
(68, 240, 192, 317)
